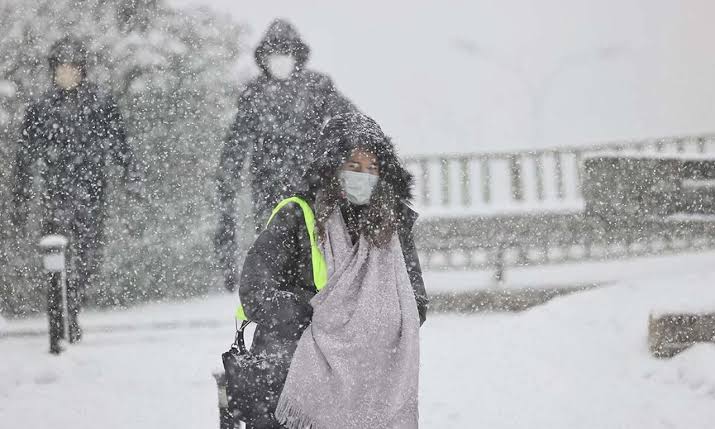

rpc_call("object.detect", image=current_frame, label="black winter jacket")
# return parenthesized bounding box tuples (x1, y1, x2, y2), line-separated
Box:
(12, 82, 140, 225)
(216, 20, 354, 231)
(239, 199, 428, 358)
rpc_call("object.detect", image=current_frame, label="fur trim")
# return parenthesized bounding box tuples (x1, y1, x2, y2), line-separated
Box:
(305, 113, 414, 203)
(306, 112, 414, 247)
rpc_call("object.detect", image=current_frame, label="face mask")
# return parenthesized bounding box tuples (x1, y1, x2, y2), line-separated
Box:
(339, 170, 379, 205)
(267, 54, 296, 80)
(54, 64, 82, 90)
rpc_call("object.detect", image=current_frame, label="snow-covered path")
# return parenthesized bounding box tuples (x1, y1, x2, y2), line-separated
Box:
(3, 267, 715, 429)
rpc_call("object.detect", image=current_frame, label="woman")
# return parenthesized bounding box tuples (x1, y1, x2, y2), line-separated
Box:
(239, 112, 428, 429)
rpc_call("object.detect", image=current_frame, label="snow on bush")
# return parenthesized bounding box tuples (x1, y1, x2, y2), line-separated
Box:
(0, 0, 244, 315)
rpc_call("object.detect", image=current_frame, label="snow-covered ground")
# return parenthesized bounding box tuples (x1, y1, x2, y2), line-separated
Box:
(2, 254, 715, 428)
(423, 250, 715, 292)
(428, 277, 715, 429)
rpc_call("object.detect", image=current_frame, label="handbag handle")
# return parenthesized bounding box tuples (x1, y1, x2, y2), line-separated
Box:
(232, 319, 252, 354)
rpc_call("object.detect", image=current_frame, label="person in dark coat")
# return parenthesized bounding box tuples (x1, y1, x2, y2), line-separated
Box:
(237, 112, 428, 429)
(10, 36, 143, 353)
(216, 18, 354, 292)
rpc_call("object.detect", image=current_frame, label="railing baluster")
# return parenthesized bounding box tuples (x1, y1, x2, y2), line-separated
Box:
(534, 153, 545, 201)
(441, 158, 450, 206)
(510, 155, 523, 201)
(460, 158, 471, 206)
(419, 159, 429, 207)
(676, 138, 685, 153)
(698, 137, 706, 154)
(480, 158, 491, 204)
(574, 150, 583, 196)
(554, 152, 565, 200)
(656, 140, 665, 152)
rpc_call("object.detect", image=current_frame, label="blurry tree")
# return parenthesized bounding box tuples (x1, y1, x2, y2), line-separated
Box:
(0, 0, 243, 315)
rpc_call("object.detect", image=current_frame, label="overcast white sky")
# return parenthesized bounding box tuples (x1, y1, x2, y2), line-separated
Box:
(171, 0, 715, 155)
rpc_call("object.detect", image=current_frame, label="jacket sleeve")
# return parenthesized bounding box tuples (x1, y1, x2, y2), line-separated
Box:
(215, 89, 255, 266)
(12, 104, 41, 212)
(217, 89, 256, 215)
(401, 227, 429, 326)
(102, 94, 143, 190)
(239, 203, 313, 334)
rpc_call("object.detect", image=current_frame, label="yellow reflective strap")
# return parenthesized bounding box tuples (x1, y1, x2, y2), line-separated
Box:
(311, 244, 328, 291)
(235, 196, 328, 320)
(235, 304, 248, 321)
(266, 197, 328, 291)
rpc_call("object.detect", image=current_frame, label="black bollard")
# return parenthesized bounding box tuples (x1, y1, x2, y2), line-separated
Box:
(47, 271, 66, 354)
(39, 235, 69, 355)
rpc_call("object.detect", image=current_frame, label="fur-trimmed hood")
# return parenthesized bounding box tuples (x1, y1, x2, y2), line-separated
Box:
(254, 19, 311, 76)
(304, 113, 415, 246)
(304, 113, 414, 204)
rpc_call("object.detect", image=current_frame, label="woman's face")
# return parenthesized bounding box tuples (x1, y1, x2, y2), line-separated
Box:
(342, 149, 379, 176)
(54, 64, 82, 90)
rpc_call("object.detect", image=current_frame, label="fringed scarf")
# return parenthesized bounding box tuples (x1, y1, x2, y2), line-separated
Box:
(275, 209, 420, 428)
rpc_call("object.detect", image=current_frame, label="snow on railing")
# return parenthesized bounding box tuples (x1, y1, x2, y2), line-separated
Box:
(404, 134, 715, 218)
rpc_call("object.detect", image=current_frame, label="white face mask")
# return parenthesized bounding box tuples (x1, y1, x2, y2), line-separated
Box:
(339, 170, 379, 205)
(266, 54, 296, 80)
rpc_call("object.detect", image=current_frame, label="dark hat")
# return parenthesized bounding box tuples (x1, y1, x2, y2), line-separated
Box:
(48, 36, 88, 72)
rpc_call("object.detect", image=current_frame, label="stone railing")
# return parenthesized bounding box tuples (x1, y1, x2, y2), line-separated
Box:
(403, 134, 715, 218)
(404, 134, 715, 277)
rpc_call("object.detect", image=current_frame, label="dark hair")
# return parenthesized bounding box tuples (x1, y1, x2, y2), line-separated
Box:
(305, 113, 413, 247)
(48, 36, 88, 76)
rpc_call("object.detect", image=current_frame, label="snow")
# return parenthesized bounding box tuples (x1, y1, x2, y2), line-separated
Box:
(0, 80, 16, 97)
(38, 235, 70, 249)
(664, 214, 715, 223)
(425, 287, 715, 429)
(682, 179, 715, 190)
(3, 2, 715, 427)
(1, 295, 237, 336)
(647, 273, 715, 315)
(585, 150, 715, 161)
(424, 250, 715, 293)
(415, 201, 584, 218)
(3, 256, 715, 428)
(647, 344, 715, 399)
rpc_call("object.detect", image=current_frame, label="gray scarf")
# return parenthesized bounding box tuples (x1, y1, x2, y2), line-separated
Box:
(275, 209, 420, 429)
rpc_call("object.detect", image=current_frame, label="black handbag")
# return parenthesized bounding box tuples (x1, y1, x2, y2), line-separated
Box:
(222, 320, 290, 427)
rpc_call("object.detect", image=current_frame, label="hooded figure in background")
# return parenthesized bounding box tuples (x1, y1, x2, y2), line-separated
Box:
(216, 18, 355, 292)
(10, 36, 143, 353)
